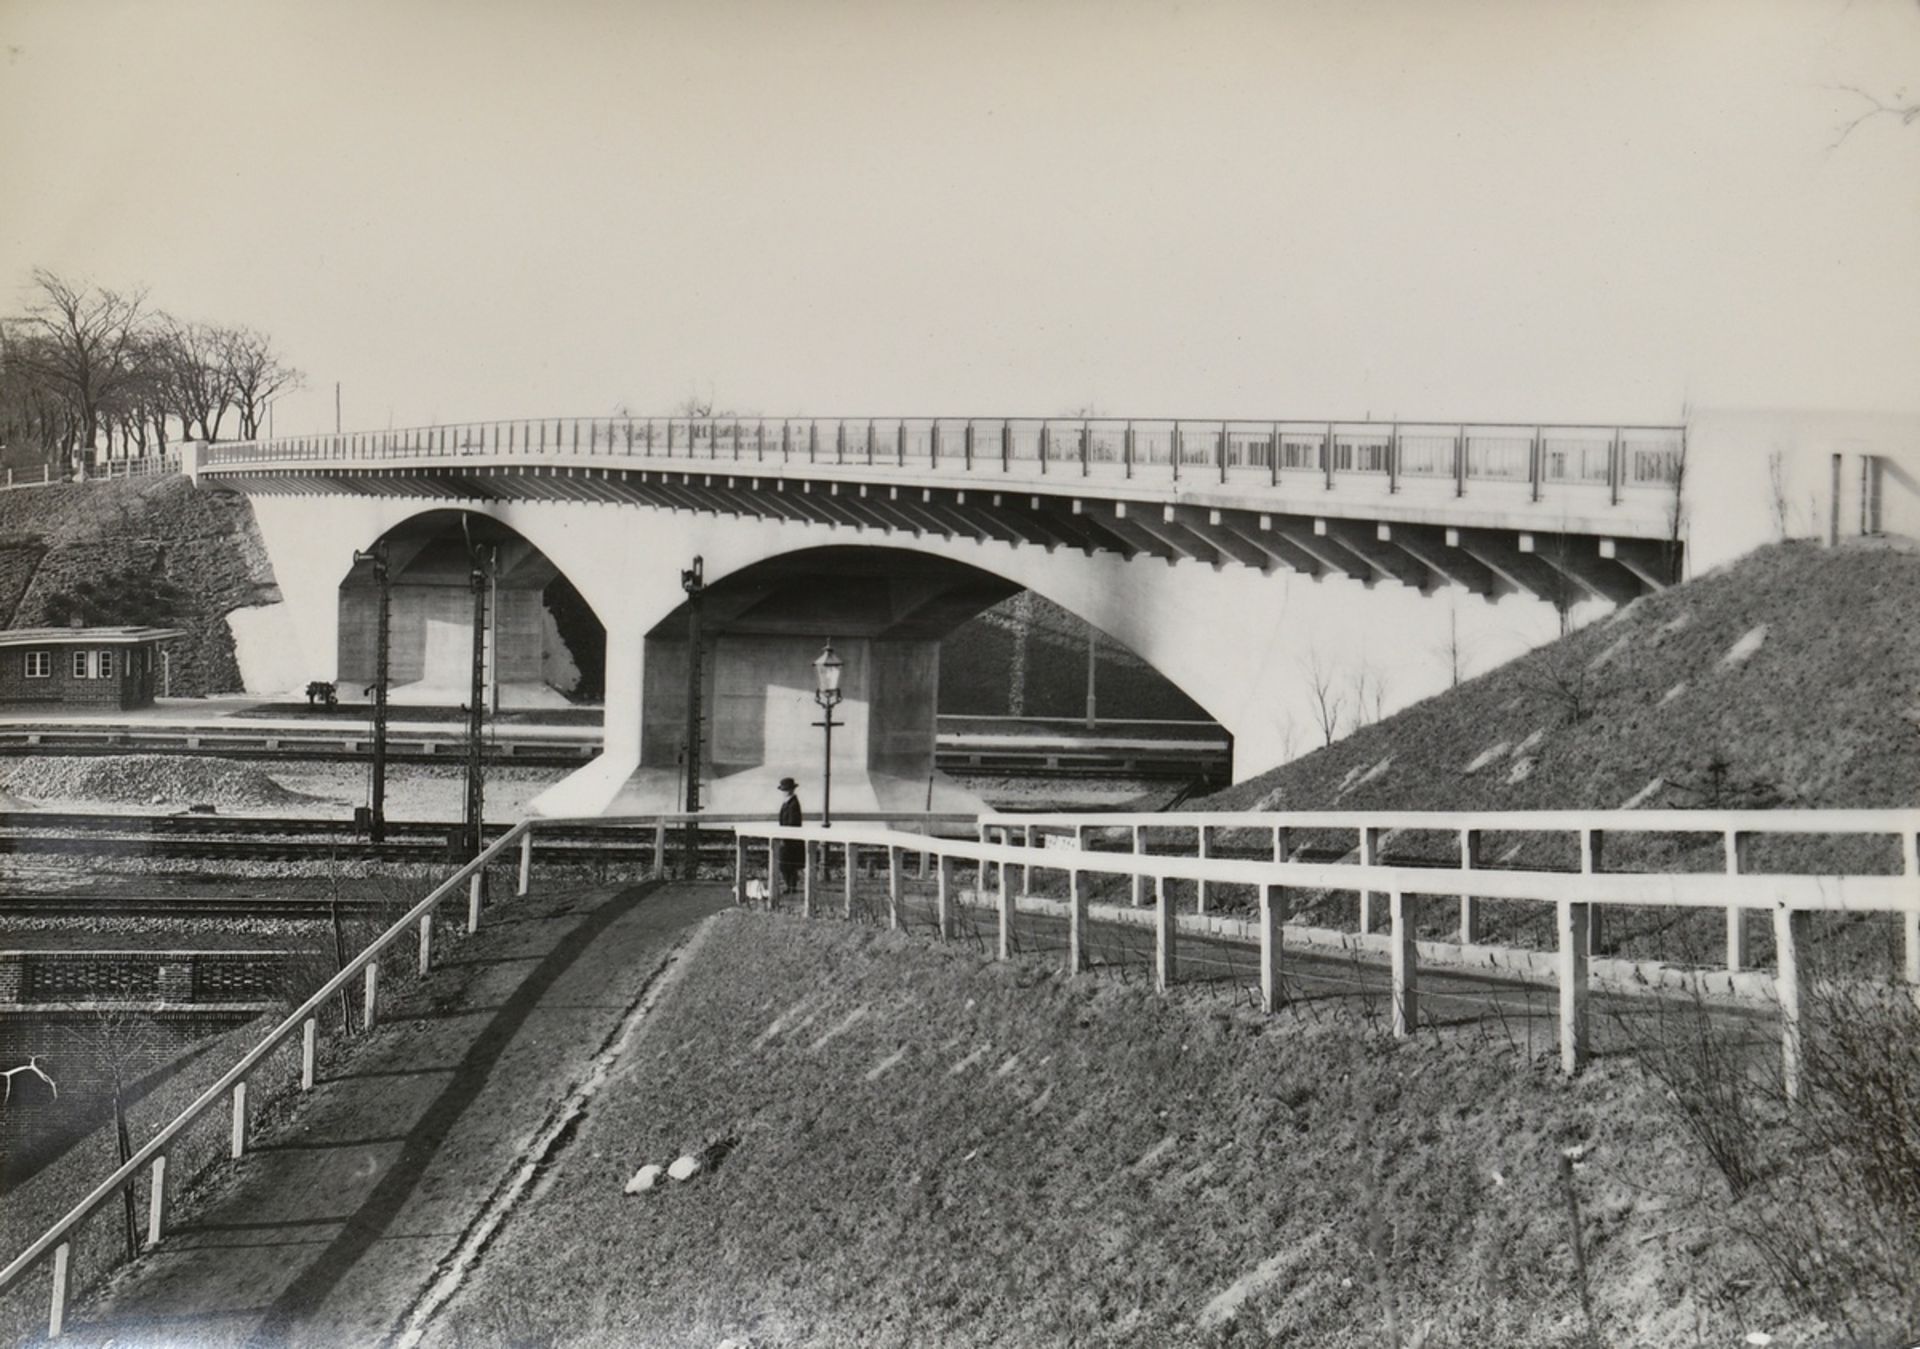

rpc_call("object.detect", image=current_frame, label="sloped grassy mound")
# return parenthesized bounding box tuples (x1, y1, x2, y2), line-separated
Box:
(440, 911, 1804, 1349)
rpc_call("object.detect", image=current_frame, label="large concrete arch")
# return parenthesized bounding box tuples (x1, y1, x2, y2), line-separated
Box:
(238, 489, 1570, 815)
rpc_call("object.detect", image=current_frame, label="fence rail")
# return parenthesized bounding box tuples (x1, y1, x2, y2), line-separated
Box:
(196, 416, 1684, 507)
(9, 803, 1908, 1340)
(0, 807, 968, 1338)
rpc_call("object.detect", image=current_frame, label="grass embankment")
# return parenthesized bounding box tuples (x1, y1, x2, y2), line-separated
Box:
(443, 909, 1803, 1349)
(1185, 542, 1920, 971)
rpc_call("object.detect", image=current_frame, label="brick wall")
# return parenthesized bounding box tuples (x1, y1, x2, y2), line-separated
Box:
(0, 642, 160, 711)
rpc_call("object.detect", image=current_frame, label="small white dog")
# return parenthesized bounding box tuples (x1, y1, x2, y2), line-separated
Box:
(743, 878, 771, 904)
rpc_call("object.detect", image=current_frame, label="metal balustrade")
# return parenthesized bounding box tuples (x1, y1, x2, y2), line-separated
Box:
(196, 416, 1684, 507)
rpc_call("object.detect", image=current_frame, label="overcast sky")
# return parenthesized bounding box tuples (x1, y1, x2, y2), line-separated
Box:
(4, 0, 1916, 437)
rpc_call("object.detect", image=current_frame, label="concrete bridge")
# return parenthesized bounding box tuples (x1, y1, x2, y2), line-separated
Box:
(181, 409, 1911, 816)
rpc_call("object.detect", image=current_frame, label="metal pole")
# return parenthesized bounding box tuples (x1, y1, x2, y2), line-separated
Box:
(464, 551, 489, 860)
(369, 544, 390, 842)
(681, 557, 705, 879)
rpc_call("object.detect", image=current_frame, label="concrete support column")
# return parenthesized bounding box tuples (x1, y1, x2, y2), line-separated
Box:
(1259, 883, 1287, 1014)
(1775, 906, 1812, 1101)
(1389, 890, 1417, 1037)
(1557, 901, 1591, 1075)
(843, 842, 856, 919)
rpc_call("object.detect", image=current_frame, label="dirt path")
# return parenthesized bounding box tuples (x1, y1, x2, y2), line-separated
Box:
(60, 879, 730, 1347)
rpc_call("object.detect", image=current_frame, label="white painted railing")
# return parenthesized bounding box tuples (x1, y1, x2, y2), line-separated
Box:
(197, 415, 1684, 508)
(0, 808, 967, 1339)
(738, 808, 1919, 1098)
(979, 808, 1920, 980)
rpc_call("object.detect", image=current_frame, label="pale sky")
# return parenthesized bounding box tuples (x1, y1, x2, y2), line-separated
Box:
(4, 0, 1917, 437)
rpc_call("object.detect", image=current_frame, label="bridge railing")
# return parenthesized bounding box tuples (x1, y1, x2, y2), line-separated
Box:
(738, 806, 1919, 1098)
(0, 808, 969, 1339)
(198, 416, 1684, 507)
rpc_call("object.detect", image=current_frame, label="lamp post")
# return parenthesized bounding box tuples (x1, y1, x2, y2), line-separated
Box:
(811, 639, 844, 828)
(680, 556, 705, 879)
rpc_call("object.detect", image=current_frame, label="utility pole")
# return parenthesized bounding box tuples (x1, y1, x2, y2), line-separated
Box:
(464, 547, 491, 860)
(352, 542, 392, 842)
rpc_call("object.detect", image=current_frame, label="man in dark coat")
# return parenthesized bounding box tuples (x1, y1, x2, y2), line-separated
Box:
(777, 776, 804, 893)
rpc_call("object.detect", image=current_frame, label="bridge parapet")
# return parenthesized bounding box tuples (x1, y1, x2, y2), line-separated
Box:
(198, 415, 1684, 604)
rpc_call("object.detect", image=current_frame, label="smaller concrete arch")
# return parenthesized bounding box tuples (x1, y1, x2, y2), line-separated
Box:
(337, 509, 602, 709)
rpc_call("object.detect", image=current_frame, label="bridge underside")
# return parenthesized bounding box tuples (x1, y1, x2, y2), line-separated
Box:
(224, 464, 1676, 607)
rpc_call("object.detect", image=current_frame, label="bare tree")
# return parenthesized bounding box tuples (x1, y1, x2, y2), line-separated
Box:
(7, 269, 149, 473)
(1348, 658, 1389, 729)
(1301, 647, 1348, 747)
(224, 327, 303, 439)
(155, 316, 238, 442)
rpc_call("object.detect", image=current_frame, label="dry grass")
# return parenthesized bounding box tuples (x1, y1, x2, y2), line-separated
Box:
(436, 908, 1836, 1348)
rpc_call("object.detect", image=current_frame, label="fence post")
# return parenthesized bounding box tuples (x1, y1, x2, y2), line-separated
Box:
(1155, 875, 1176, 993)
(1557, 900, 1591, 1075)
(230, 1080, 248, 1159)
(843, 842, 857, 919)
(1902, 827, 1919, 985)
(887, 846, 903, 931)
(997, 851, 1014, 960)
(1582, 828, 1606, 953)
(517, 832, 533, 896)
(766, 839, 779, 910)
(1360, 827, 1383, 932)
(363, 963, 379, 1031)
(652, 821, 667, 879)
(1390, 890, 1417, 1037)
(49, 1241, 71, 1339)
(417, 913, 433, 975)
(301, 1017, 317, 1090)
(1775, 905, 1812, 1101)
(1196, 826, 1211, 914)
(1725, 830, 1754, 971)
(1019, 826, 1033, 896)
(733, 835, 748, 905)
(1260, 883, 1287, 1014)
(1131, 825, 1147, 907)
(1459, 827, 1483, 942)
(468, 872, 483, 933)
(1273, 825, 1291, 863)
(1067, 869, 1088, 974)
(936, 853, 953, 939)
(802, 840, 817, 918)
(147, 1154, 168, 1246)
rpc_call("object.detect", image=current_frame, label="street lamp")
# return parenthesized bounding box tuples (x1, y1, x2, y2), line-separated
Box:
(811, 639, 844, 828)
